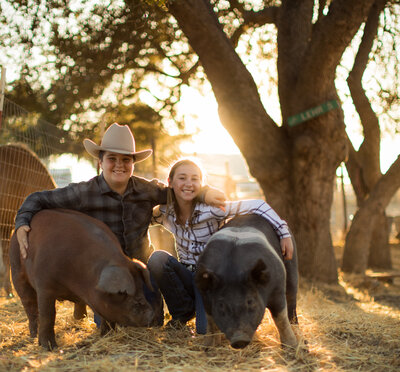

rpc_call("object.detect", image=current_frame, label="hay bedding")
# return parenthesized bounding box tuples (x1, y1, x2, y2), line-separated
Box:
(1, 246, 400, 371)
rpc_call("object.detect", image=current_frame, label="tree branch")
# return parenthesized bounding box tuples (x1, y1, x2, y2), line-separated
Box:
(347, 0, 387, 190)
(302, 0, 376, 85)
(344, 136, 369, 205)
(318, 0, 328, 20)
(231, 6, 279, 46)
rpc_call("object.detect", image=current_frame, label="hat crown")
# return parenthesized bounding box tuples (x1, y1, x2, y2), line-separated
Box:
(101, 123, 135, 153)
(83, 122, 152, 162)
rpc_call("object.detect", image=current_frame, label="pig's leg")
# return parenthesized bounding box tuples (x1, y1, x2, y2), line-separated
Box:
(100, 318, 116, 336)
(284, 252, 299, 324)
(203, 315, 222, 348)
(12, 274, 39, 338)
(1, 239, 13, 297)
(269, 305, 298, 348)
(37, 293, 57, 350)
(73, 300, 87, 320)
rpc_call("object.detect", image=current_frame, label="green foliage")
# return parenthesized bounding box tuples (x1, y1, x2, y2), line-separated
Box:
(1, 0, 192, 160)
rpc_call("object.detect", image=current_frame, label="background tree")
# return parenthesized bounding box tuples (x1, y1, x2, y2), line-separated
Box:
(0, 0, 189, 162)
(342, 0, 400, 273)
(1, 0, 399, 282)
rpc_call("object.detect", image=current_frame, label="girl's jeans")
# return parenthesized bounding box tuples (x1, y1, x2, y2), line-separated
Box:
(147, 250, 207, 334)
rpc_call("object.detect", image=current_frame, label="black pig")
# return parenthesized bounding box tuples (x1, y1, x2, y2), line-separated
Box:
(195, 214, 298, 349)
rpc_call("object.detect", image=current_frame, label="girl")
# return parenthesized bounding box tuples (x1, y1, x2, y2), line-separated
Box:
(148, 158, 293, 332)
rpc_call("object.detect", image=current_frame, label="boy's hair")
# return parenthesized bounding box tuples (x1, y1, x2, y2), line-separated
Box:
(98, 150, 136, 162)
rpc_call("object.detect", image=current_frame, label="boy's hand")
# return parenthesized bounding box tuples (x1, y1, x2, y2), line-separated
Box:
(204, 187, 226, 209)
(280, 237, 294, 260)
(16, 225, 31, 259)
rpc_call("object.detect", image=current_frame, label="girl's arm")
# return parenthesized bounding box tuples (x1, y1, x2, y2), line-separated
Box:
(216, 199, 293, 260)
(220, 199, 289, 237)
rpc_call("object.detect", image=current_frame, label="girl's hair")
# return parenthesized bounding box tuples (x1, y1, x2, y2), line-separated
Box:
(168, 158, 204, 183)
(167, 158, 205, 225)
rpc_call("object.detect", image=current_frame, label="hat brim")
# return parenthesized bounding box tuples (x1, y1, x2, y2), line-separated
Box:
(83, 139, 152, 163)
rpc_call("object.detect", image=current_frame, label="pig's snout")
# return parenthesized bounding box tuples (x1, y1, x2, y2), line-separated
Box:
(132, 305, 154, 327)
(230, 332, 252, 349)
(231, 339, 250, 349)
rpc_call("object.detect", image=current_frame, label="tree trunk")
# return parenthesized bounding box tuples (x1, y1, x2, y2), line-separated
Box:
(291, 151, 339, 282)
(368, 211, 392, 269)
(342, 156, 400, 273)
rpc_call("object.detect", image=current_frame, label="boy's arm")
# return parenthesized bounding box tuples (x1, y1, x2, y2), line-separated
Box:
(15, 185, 82, 257)
(198, 186, 226, 208)
(149, 177, 226, 208)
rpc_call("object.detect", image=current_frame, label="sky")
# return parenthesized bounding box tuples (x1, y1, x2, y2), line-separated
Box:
(176, 89, 240, 156)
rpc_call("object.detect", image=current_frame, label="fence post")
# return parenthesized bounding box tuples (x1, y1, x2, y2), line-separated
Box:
(0, 67, 5, 130)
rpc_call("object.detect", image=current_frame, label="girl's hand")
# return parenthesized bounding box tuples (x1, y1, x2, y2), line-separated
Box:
(280, 237, 294, 260)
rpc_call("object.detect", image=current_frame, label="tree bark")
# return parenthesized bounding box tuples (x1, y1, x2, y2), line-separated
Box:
(368, 211, 392, 269)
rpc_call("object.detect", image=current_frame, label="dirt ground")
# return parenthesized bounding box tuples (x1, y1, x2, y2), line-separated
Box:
(0, 244, 399, 371)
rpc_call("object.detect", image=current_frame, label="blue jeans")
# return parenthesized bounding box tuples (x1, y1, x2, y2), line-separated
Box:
(147, 250, 207, 334)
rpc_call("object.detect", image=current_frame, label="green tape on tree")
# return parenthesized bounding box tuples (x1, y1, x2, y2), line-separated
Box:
(287, 100, 339, 127)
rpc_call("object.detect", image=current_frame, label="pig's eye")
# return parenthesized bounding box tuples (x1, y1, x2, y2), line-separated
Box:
(116, 292, 128, 300)
(217, 301, 226, 317)
(247, 298, 255, 312)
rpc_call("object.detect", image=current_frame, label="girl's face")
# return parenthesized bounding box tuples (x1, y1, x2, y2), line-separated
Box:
(169, 163, 202, 203)
(99, 151, 134, 192)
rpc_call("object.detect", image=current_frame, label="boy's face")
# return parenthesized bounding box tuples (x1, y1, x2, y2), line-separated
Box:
(99, 151, 134, 191)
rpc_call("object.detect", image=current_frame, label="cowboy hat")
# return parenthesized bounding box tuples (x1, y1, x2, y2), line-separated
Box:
(83, 123, 152, 162)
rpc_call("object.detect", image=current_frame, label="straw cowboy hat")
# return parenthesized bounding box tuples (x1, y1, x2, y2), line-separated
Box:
(83, 123, 152, 163)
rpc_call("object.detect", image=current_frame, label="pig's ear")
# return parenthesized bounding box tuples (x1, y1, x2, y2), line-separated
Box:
(195, 264, 219, 291)
(130, 260, 154, 292)
(250, 259, 268, 285)
(96, 266, 136, 296)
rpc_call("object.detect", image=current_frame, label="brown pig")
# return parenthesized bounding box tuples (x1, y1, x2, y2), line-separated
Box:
(9, 209, 155, 350)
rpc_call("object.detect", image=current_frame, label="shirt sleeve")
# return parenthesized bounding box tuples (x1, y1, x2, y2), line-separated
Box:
(15, 184, 83, 230)
(219, 199, 291, 239)
(151, 205, 164, 225)
(135, 177, 169, 205)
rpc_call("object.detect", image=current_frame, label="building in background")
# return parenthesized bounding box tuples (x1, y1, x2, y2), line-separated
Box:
(49, 168, 72, 188)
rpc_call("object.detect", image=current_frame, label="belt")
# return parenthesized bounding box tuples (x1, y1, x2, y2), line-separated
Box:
(182, 263, 196, 272)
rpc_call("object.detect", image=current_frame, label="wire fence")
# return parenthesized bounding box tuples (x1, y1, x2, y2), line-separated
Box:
(0, 96, 81, 294)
